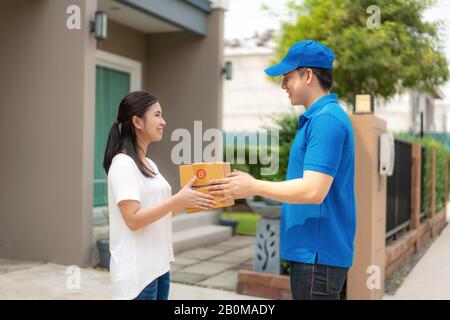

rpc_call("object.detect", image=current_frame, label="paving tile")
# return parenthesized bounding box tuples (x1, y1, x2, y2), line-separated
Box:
(181, 261, 234, 276)
(239, 260, 254, 271)
(198, 270, 238, 291)
(169, 282, 266, 300)
(209, 254, 252, 266)
(218, 236, 256, 248)
(0, 263, 112, 300)
(177, 248, 223, 260)
(172, 257, 200, 266)
(0, 259, 265, 300)
(0, 259, 42, 275)
(226, 245, 255, 258)
(205, 245, 235, 252)
(170, 271, 209, 285)
(170, 263, 185, 271)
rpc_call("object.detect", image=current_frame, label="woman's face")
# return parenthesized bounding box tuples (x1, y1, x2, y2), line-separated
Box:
(140, 102, 166, 142)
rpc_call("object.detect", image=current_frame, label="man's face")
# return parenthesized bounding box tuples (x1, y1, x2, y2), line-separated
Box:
(281, 68, 309, 106)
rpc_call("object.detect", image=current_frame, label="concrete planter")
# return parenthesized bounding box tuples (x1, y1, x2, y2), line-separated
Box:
(246, 197, 281, 275)
(246, 197, 281, 219)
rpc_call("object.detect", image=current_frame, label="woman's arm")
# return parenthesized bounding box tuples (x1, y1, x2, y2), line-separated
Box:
(118, 176, 215, 231)
(118, 195, 180, 231)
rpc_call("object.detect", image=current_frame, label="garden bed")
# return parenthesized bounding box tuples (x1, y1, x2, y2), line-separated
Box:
(236, 270, 291, 300)
(220, 211, 260, 236)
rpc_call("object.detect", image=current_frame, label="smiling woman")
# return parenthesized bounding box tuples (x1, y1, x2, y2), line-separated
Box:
(103, 91, 216, 300)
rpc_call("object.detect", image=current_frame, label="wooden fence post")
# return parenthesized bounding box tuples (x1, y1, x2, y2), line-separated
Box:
(410, 143, 422, 251)
(430, 149, 436, 238)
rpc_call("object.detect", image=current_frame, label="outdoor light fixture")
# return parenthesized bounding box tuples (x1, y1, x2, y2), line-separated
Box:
(353, 94, 374, 114)
(222, 61, 233, 80)
(90, 11, 108, 41)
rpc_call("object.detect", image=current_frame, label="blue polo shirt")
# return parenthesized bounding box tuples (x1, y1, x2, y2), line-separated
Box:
(280, 93, 356, 268)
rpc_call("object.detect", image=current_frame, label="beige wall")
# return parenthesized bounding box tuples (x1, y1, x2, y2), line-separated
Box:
(347, 114, 387, 299)
(0, 1, 224, 266)
(97, 19, 148, 89)
(145, 9, 225, 190)
(97, 10, 225, 190)
(0, 0, 97, 266)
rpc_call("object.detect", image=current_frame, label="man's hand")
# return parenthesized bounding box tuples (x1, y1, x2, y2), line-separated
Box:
(208, 170, 257, 201)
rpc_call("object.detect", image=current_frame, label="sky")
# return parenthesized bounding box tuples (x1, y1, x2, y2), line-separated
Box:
(224, 0, 450, 54)
(224, 0, 290, 40)
(224, 0, 450, 103)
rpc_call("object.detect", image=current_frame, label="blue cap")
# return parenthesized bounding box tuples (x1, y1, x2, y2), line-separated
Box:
(265, 40, 335, 76)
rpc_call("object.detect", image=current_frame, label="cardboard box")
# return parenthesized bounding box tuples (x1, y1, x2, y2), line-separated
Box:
(179, 162, 235, 213)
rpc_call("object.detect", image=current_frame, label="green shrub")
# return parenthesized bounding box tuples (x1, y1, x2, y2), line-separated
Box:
(223, 109, 301, 183)
(394, 133, 450, 217)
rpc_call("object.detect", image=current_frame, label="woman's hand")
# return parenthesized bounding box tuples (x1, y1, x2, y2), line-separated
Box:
(174, 176, 216, 211)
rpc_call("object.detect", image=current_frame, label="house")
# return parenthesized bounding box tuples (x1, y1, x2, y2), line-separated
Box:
(375, 89, 447, 134)
(223, 37, 449, 137)
(223, 38, 302, 132)
(0, 0, 228, 267)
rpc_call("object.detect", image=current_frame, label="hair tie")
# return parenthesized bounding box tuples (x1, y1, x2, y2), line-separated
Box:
(114, 119, 120, 125)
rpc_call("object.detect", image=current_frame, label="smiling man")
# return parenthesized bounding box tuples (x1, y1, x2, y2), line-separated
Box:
(209, 40, 356, 300)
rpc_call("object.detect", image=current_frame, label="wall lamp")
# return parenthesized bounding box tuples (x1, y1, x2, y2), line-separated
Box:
(353, 94, 374, 114)
(90, 11, 108, 41)
(222, 61, 233, 80)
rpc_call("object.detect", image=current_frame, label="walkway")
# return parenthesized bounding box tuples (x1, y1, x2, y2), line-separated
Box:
(0, 235, 262, 300)
(384, 203, 450, 299)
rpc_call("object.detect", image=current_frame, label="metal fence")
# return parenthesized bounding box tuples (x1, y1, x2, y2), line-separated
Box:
(420, 145, 426, 220)
(386, 139, 413, 239)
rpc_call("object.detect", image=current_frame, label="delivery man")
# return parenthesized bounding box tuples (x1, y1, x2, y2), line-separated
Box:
(208, 40, 356, 300)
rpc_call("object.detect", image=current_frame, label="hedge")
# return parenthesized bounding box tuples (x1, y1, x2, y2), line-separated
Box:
(395, 133, 450, 217)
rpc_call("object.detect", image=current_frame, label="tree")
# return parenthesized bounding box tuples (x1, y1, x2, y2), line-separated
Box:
(272, 0, 449, 103)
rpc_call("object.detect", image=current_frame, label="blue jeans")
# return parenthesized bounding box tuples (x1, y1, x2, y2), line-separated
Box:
(134, 272, 170, 300)
(289, 258, 348, 300)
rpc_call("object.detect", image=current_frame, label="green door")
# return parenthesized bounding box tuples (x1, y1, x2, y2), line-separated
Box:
(94, 65, 131, 206)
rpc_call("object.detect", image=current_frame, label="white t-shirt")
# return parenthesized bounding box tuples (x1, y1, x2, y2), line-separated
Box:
(107, 153, 174, 300)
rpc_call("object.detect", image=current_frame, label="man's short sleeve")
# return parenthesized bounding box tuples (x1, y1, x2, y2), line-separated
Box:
(108, 156, 141, 205)
(303, 114, 347, 177)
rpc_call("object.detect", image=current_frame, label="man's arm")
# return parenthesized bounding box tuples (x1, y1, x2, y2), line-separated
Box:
(208, 169, 333, 205)
(209, 114, 347, 204)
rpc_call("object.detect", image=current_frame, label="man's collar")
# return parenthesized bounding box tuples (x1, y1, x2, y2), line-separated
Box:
(302, 93, 338, 119)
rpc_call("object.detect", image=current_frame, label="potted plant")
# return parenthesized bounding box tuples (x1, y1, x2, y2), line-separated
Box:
(97, 238, 110, 270)
(96, 207, 110, 270)
(219, 216, 239, 236)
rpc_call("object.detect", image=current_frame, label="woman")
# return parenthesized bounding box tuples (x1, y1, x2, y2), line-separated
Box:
(103, 91, 215, 300)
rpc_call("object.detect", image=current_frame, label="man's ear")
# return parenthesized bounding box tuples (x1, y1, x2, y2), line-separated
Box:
(306, 69, 314, 85)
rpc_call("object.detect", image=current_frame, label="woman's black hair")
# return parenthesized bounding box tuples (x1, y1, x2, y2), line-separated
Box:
(103, 91, 159, 177)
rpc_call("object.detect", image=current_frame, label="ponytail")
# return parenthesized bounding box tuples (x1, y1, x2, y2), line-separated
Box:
(103, 91, 159, 177)
(103, 121, 122, 174)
